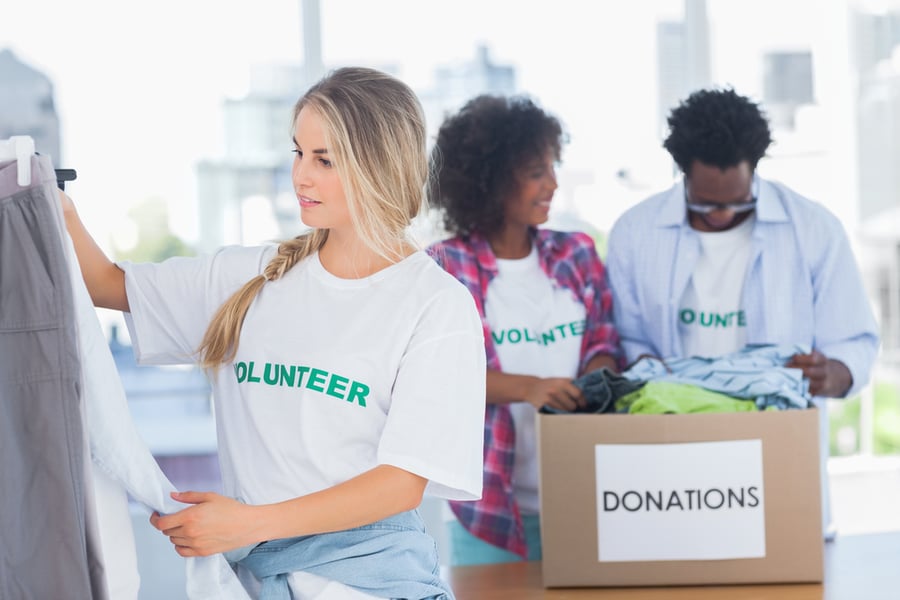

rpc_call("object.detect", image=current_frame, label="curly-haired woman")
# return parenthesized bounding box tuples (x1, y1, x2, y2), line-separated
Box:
(427, 95, 623, 565)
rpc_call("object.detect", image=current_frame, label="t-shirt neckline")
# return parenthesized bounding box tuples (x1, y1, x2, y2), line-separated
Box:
(308, 249, 426, 288)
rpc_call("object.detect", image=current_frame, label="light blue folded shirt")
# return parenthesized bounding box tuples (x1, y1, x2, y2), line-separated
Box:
(623, 343, 811, 410)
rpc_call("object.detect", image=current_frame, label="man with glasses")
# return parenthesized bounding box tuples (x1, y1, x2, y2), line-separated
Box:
(606, 88, 879, 539)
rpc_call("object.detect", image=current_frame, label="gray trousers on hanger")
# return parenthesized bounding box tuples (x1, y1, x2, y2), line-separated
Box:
(0, 156, 106, 599)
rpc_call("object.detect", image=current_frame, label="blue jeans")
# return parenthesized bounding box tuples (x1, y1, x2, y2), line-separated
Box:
(447, 514, 542, 566)
(233, 509, 453, 600)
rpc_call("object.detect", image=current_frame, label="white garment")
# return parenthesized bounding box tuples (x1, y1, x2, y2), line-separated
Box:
(122, 247, 486, 598)
(46, 188, 249, 598)
(484, 247, 585, 514)
(678, 215, 755, 358)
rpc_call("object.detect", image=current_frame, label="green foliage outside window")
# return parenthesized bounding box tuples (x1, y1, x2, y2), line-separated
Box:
(112, 197, 194, 263)
(829, 382, 900, 456)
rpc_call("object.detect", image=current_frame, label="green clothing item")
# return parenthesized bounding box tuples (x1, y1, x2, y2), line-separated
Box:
(616, 381, 759, 414)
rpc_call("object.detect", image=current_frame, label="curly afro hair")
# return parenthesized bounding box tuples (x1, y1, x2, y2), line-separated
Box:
(663, 88, 772, 175)
(429, 95, 564, 236)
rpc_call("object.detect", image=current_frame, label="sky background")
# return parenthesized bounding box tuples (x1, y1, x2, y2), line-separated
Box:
(0, 0, 889, 247)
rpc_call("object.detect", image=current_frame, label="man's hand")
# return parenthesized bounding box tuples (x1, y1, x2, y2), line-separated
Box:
(786, 350, 853, 398)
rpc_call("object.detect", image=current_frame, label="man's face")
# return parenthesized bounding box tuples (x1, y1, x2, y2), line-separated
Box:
(685, 160, 755, 232)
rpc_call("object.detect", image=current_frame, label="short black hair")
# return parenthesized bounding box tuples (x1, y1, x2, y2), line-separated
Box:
(429, 95, 564, 236)
(663, 88, 773, 175)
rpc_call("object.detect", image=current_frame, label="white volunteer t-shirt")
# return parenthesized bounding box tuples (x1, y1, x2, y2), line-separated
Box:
(121, 246, 485, 508)
(485, 246, 585, 514)
(679, 215, 755, 358)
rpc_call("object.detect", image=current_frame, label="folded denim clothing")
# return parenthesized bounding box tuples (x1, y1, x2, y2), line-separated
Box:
(541, 367, 644, 414)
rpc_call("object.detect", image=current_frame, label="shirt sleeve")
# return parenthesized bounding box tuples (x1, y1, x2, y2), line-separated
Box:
(606, 215, 658, 363)
(120, 245, 274, 365)
(573, 233, 624, 371)
(805, 213, 880, 396)
(427, 239, 498, 371)
(376, 283, 486, 501)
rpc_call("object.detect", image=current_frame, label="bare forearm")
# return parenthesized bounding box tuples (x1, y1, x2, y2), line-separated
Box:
(255, 465, 427, 541)
(486, 369, 539, 404)
(582, 353, 619, 376)
(62, 200, 128, 311)
(153, 465, 429, 557)
(487, 369, 585, 411)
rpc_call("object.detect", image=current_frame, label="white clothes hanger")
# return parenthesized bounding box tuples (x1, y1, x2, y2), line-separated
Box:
(0, 135, 77, 190)
(0, 135, 36, 187)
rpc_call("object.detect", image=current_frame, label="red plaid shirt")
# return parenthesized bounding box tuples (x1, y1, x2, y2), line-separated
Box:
(427, 228, 622, 557)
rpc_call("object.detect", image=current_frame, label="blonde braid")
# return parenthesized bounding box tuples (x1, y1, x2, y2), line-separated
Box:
(197, 230, 328, 370)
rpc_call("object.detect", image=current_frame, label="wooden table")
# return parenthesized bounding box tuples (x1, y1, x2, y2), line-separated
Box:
(446, 532, 900, 599)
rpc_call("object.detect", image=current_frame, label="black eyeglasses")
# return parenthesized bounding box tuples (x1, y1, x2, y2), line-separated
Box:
(684, 176, 758, 214)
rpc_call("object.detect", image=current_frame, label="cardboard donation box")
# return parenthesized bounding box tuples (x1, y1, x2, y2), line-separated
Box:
(537, 409, 823, 587)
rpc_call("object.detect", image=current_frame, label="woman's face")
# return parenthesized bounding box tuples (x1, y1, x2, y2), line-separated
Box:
(502, 150, 558, 229)
(291, 106, 352, 232)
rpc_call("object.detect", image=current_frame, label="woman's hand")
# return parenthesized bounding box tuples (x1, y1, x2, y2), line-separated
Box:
(524, 377, 585, 412)
(150, 491, 268, 557)
(486, 370, 584, 411)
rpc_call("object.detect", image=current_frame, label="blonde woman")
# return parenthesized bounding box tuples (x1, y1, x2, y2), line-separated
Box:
(61, 67, 485, 599)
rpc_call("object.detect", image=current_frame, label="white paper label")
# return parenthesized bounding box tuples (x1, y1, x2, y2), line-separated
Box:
(594, 440, 765, 562)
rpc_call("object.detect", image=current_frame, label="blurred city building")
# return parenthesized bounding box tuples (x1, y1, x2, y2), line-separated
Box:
(853, 4, 900, 366)
(195, 0, 327, 253)
(655, 0, 712, 139)
(763, 50, 815, 130)
(0, 48, 61, 163)
(195, 61, 308, 253)
(418, 44, 516, 143)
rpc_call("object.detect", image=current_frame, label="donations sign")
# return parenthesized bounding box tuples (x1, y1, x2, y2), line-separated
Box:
(594, 440, 765, 562)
